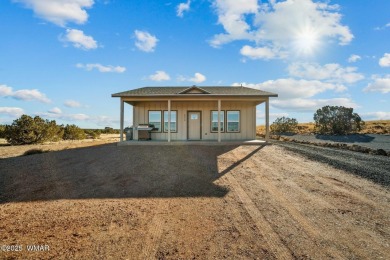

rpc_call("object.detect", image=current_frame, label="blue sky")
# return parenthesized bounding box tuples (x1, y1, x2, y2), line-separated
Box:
(0, 0, 389, 128)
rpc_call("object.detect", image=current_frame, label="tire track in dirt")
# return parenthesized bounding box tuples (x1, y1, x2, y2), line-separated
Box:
(262, 148, 390, 252)
(223, 163, 294, 259)
(245, 159, 347, 259)
(227, 147, 346, 259)
(246, 145, 388, 259)
(139, 200, 168, 260)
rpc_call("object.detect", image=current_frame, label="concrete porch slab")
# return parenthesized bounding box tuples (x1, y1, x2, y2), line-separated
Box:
(117, 139, 267, 146)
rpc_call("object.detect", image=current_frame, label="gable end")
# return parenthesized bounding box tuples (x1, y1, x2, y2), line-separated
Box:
(178, 86, 210, 94)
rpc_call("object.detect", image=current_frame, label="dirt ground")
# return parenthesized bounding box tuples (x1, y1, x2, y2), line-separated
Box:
(0, 143, 389, 259)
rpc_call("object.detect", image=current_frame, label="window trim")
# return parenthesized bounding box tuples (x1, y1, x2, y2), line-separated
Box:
(210, 110, 225, 133)
(148, 110, 162, 133)
(226, 110, 241, 133)
(163, 110, 178, 133)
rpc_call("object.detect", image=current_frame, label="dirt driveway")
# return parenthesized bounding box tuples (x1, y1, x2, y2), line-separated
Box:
(0, 143, 389, 259)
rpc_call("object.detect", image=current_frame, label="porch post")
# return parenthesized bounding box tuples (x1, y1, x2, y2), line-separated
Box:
(168, 99, 171, 142)
(218, 99, 221, 142)
(265, 98, 269, 142)
(120, 98, 124, 142)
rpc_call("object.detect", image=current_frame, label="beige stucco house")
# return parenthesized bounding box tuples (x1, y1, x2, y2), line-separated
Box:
(112, 86, 277, 142)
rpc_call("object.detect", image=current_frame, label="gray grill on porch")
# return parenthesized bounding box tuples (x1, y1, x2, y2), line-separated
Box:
(136, 124, 154, 140)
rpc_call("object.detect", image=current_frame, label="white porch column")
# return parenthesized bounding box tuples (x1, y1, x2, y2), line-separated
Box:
(168, 99, 171, 142)
(120, 98, 124, 142)
(218, 99, 221, 142)
(265, 98, 269, 142)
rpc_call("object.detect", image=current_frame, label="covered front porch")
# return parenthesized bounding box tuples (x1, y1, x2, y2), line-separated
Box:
(118, 97, 271, 143)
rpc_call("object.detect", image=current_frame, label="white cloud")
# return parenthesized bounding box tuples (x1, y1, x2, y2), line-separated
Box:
(0, 107, 25, 117)
(288, 62, 364, 84)
(0, 85, 13, 96)
(374, 22, 390, 31)
(148, 71, 171, 81)
(13, 89, 51, 103)
(13, 0, 94, 27)
(39, 111, 89, 121)
(48, 107, 62, 114)
(0, 84, 50, 103)
(134, 30, 158, 52)
(211, 0, 353, 59)
(64, 100, 82, 108)
(234, 79, 356, 113)
(234, 79, 346, 100)
(271, 98, 358, 112)
(240, 45, 286, 60)
(61, 29, 98, 50)
(76, 63, 126, 73)
(348, 54, 361, 63)
(39, 111, 119, 126)
(361, 112, 390, 120)
(379, 53, 390, 67)
(178, 72, 206, 83)
(364, 75, 390, 94)
(256, 111, 289, 120)
(210, 0, 258, 47)
(177, 0, 191, 17)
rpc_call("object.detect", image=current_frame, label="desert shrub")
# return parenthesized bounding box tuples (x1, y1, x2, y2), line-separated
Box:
(270, 117, 298, 133)
(314, 106, 364, 135)
(0, 125, 5, 138)
(63, 124, 86, 140)
(84, 129, 101, 139)
(4, 115, 63, 145)
(103, 127, 120, 134)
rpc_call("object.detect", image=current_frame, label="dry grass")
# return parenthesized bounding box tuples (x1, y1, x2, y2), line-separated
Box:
(257, 120, 390, 135)
(0, 134, 120, 159)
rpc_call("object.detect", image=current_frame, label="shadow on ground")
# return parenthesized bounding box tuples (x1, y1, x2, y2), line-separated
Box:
(0, 143, 265, 203)
(315, 134, 375, 143)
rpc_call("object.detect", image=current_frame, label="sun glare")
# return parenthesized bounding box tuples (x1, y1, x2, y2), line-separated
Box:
(293, 27, 320, 56)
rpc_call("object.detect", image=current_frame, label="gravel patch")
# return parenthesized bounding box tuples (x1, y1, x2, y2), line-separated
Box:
(273, 140, 390, 188)
(278, 134, 390, 151)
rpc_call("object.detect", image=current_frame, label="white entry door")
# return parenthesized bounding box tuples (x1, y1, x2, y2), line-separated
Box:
(188, 111, 201, 140)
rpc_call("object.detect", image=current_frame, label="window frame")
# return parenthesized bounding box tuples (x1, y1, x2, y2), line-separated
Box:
(226, 110, 241, 133)
(148, 110, 162, 132)
(210, 110, 225, 133)
(163, 110, 178, 133)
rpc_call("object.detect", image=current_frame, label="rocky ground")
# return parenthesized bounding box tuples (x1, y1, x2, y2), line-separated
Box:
(1, 143, 389, 259)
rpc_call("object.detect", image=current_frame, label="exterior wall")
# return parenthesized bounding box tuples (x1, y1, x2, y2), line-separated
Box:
(133, 101, 256, 141)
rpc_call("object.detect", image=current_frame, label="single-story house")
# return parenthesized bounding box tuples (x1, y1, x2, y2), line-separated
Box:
(112, 86, 278, 142)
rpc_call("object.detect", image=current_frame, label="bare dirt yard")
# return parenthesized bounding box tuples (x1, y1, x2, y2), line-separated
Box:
(1, 141, 389, 259)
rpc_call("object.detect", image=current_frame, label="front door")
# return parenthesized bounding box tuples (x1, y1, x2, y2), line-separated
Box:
(188, 111, 201, 140)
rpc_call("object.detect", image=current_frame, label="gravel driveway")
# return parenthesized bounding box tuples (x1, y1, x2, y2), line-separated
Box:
(273, 140, 390, 187)
(1, 143, 389, 259)
(279, 134, 390, 151)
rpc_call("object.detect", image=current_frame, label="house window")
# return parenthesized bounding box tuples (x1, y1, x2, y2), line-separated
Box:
(148, 111, 162, 132)
(211, 111, 224, 132)
(227, 111, 240, 132)
(163, 111, 177, 132)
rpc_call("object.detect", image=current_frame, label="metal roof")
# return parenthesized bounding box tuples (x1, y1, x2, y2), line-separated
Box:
(112, 86, 278, 97)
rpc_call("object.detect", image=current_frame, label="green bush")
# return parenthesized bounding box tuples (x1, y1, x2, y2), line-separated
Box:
(63, 124, 86, 140)
(103, 127, 120, 134)
(314, 106, 364, 135)
(84, 129, 101, 139)
(270, 117, 298, 133)
(4, 115, 63, 145)
(0, 125, 5, 138)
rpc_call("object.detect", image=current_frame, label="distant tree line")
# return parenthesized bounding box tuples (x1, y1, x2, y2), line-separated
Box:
(271, 106, 364, 135)
(0, 115, 119, 145)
